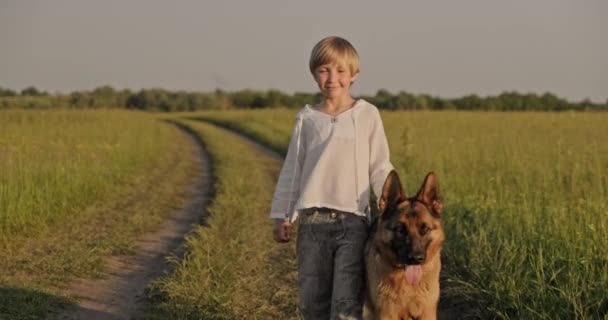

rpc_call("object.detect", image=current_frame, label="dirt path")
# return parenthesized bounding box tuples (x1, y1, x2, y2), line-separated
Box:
(59, 119, 457, 319)
(60, 123, 212, 320)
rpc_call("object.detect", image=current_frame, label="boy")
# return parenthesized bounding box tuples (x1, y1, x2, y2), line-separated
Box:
(271, 36, 394, 320)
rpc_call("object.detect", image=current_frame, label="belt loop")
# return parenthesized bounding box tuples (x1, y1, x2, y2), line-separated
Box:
(336, 218, 346, 240)
(311, 210, 319, 224)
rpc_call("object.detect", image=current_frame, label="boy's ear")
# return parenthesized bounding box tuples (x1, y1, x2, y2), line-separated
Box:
(416, 172, 442, 217)
(350, 72, 359, 83)
(379, 170, 406, 214)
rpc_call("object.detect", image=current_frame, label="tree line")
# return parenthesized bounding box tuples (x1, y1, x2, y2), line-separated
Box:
(0, 85, 606, 111)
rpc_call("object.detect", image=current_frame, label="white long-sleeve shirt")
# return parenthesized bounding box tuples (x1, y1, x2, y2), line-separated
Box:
(270, 99, 394, 221)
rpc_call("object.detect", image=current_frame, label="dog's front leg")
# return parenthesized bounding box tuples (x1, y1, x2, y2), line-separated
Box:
(375, 300, 402, 320)
(420, 303, 438, 320)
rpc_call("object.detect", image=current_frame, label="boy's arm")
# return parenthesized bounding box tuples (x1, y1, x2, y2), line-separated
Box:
(269, 115, 305, 221)
(368, 108, 394, 199)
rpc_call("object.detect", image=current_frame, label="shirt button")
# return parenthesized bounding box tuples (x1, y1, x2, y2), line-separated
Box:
(330, 212, 337, 219)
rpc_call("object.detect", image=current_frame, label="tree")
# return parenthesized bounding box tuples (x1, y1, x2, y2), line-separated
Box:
(21, 86, 47, 96)
(232, 89, 257, 108)
(0, 87, 17, 97)
(415, 95, 431, 110)
(395, 91, 416, 110)
(454, 94, 483, 110)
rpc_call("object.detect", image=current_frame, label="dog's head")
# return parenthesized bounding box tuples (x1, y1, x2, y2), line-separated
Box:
(374, 171, 444, 271)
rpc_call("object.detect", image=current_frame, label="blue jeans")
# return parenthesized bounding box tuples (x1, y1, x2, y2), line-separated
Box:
(296, 208, 369, 320)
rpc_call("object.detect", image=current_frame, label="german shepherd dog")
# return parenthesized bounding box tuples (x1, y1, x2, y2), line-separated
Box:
(364, 171, 444, 320)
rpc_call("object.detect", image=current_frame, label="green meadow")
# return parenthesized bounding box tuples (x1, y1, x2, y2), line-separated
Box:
(0, 108, 606, 319)
(193, 109, 608, 319)
(145, 119, 299, 319)
(0, 110, 198, 318)
(1, 110, 168, 233)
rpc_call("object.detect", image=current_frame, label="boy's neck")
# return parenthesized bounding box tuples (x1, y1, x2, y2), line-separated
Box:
(320, 96, 356, 114)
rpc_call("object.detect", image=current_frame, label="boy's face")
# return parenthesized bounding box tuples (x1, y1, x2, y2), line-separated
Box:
(313, 61, 359, 100)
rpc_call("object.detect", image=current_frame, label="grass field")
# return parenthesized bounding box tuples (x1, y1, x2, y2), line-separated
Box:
(184, 110, 295, 156)
(192, 108, 608, 319)
(145, 119, 299, 319)
(0, 110, 168, 233)
(1, 108, 606, 319)
(0, 110, 199, 319)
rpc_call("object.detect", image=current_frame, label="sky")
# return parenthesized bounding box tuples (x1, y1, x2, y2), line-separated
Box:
(1, 0, 607, 102)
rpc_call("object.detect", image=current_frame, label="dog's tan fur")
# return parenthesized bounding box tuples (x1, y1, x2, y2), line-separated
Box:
(364, 171, 444, 320)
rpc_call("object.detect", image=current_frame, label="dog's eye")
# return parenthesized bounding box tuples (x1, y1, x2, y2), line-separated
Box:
(420, 224, 430, 235)
(394, 225, 407, 235)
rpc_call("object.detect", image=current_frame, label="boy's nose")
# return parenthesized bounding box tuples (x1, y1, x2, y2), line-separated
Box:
(328, 71, 338, 81)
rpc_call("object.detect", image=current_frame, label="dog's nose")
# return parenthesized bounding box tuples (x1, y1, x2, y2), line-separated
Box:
(408, 253, 425, 264)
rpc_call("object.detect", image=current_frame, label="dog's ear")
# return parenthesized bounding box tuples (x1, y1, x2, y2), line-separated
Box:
(379, 170, 406, 214)
(416, 172, 442, 218)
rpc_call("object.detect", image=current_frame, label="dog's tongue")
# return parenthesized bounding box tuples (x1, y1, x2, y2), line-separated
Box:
(405, 265, 423, 285)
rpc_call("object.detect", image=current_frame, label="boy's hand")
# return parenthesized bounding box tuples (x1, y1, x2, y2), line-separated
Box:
(273, 219, 292, 243)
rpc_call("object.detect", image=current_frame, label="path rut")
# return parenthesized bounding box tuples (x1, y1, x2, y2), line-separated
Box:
(60, 123, 212, 320)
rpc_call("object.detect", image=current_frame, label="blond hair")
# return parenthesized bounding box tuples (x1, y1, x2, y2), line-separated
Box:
(309, 36, 360, 75)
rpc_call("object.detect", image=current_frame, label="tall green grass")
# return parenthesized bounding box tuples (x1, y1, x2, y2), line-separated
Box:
(193, 109, 608, 319)
(186, 109, 294, 155)
(146, 119, 299, 319)
(0, 109, 199, 319)
(0, 109, 167, 233)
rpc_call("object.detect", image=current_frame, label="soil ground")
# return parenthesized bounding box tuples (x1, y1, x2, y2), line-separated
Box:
(59, 124, 212, 320)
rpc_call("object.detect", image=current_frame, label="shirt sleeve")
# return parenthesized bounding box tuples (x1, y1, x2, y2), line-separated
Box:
(368, 107, 394, 198)
(270, 115, 305, 219)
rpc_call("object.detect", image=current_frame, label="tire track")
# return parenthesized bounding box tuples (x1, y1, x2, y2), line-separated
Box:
(60, 122, 212, 320)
